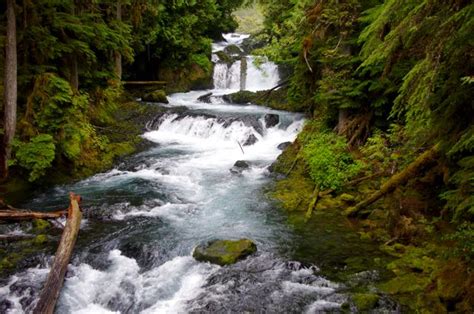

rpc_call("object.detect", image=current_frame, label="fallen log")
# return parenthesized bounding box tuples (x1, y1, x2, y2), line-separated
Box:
(344, 144, 440, 217)
(0, 210, 66, 221)
(34, 193, 82, 314)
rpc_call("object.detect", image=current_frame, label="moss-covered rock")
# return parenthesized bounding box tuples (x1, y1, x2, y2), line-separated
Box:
(33, 234, 48, 245)
(159, 62, 213, 93)
(224, 44, 244, 56)
(223, 90, 256, 104)
(193, 239, 257, 266)
(215, 51, 233, 64)
(32, 219, 51, 232)
(352, 293, 379, 311)
(142, 90, 168, 103)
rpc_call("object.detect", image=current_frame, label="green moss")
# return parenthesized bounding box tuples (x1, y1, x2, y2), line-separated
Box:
(142, 90, 168, 103)
(159, 62, 213, 93)
(193, 239, 257, 266)
(340, 193, 356, 203)
(33, 234, 48, 245)
(223, 44, 243, 55)
(33, 219, 51, 232)
(0, 253, 21, 272)
(222, 88, 297, 112)
(216, 51, 233, 64)
(379, 272, 431, 295)
(352, 293, 379, 311)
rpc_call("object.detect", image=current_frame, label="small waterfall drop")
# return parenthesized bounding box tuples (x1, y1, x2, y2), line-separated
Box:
(212, 33, 280, 92)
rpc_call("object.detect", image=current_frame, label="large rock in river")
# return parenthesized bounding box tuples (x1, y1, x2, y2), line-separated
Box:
(230, 160, 250, 174)
(142, 90, 169, 103)
(193, 239, 257, 266)
(264, 114, 279, 128)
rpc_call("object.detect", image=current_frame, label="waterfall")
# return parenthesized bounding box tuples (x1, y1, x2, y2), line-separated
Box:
(245, 56, 280, 92)
(212, 61, 241, 90)
(211, 34, 280, 92)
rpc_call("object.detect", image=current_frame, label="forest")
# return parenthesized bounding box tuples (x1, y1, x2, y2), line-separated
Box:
(0, 0, 473, 312)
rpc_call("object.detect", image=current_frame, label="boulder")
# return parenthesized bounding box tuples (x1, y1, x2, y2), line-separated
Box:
(264, 114, 279, 128)
(224, 44, 244, 56)
(215, 51, 233, 64)
(230, 160, 250, 174)
(352, 293, 379, 311)
(243, 134, 258, 146)
(193, 239, 257, 266)
(142, 90, 169, 103)
(277, 142, 292, 150)
(197, 92, 213, 103)
(222, 90, 256, 104)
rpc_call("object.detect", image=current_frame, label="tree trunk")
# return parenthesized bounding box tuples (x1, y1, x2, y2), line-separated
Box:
(114, 2, 122, 80)
(336, 109, 350, 135)
(34, 193, 82, 314)
(345, 144, 440, 217)
(1, 0, 18, 180)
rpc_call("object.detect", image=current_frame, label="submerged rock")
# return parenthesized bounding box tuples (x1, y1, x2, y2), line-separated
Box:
(193, 239, 257, 266)
(264, 114, 279, 128)
(230, 160, 250, 174)
(277, 141, 292, 150)
(243, 134, 258, 146)
(197, 92, 213, 103)
(142, 90, 169, 103)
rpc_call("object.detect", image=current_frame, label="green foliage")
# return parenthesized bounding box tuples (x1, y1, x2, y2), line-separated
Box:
(444, 223, 474, 261)
(302, 131, 362, 190)
(14, 134, 56, 182)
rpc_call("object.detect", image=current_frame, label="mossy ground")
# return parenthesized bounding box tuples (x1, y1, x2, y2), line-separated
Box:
(1, 99, 165, 204)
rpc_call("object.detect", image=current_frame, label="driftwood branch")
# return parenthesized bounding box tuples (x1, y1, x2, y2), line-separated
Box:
(345, 144, 440, 217)
(34, 193, 82, 314)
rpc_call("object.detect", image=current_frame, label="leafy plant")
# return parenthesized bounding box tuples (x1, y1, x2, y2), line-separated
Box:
(302, 131, 362, 190)
(14, 134, 56, 182)
(444, 223, 474, 261)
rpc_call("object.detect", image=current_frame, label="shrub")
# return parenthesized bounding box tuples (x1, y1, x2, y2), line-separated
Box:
(302, 131, 362, 190)
(14, 134, 56, 182)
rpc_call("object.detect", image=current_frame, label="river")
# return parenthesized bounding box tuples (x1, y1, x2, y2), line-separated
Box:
(0, 33, 392, 313)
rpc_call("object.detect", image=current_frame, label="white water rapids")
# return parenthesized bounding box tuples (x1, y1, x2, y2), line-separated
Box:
(0, 33, 349, 313)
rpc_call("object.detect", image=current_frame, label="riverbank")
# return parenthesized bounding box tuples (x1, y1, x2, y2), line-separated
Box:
(0, 95, 166, 205)
(269, 120, 474, 312)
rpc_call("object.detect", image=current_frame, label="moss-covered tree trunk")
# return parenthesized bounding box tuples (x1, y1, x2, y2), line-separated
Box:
(1, 0, 18, 180)
(114, 2, 122, 80)
(345, 144, 441, 217)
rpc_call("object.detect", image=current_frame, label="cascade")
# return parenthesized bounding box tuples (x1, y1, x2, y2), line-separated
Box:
(0, 33, 357, 314)
(211, 34, 280, 92)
